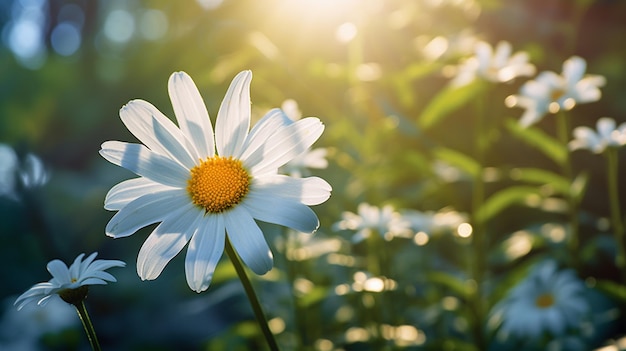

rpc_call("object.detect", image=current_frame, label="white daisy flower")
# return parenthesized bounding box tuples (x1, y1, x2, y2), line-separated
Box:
(0, 145, 49, 201)
(100, 71, 331, 293)
(334, 203, 411, 242)
(451, 40, 535, 87)
(569, 117, 626, 154)
(19, 153, 49, 189)
(14, 252, 125, 310)
(489, 260, 590, 340)
(0, 144, 19, 200)
(508, 56, 605, 128)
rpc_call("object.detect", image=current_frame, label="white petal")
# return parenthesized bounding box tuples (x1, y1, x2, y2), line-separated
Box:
(46, 260, 71, 283)
(216, 70, 252, 157)
(597, 117, 616, 140)
(239, 108, 293, 160)
(246, 117, 325, 175)
(562, 56, 586, 85)
(100, 141, 189, 188)
(185, 214, 225, 292)
(168, 72, 215, 158)
(252, 175, 331, 205)
(474, 41, 492, 71)
(224, 206, 273, 274)
(105, 177, 175, 211)
(120, 100, 198, 168)
(106, 189, 189, 238)
(136, 203, 202, 280)
(243, 191, 320, 233)
(493, 41, 512, 67)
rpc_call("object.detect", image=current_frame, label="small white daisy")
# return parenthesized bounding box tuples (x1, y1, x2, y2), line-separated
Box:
(100, 71, 331, 292)
(507, 56, 605, 127)
(451, 40, 535, 87)
(402, 209, 468, 235)
(334, 203, 411, 242)
(14, 253, 125, 310)
(489, 260, 590, 340)
(569, 117, 626, 154)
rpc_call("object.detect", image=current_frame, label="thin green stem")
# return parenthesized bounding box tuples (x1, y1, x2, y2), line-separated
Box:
(225, 237, 279, 351)
(470, 90, 487, 350)
(73, 300, 101, 351)
(605, 148, 626, 282)
(556, 111, 580, 267)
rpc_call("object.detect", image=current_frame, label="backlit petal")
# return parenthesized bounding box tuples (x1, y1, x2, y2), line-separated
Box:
(120, 99, 198, 167)
(246, 117, 325, 175)
(243, 192, 320, 233)
(168, 72, 215, 158)
(136, 202, 201, 280)
(100, 141, 189, 188)
(224, 206, 273, 274)
(106, 189, 188, 238)
(252, 175, 331, 206)
(215, 70, 252, 157)
(105, 177, 175, 211)
(185, 214, 225, 293)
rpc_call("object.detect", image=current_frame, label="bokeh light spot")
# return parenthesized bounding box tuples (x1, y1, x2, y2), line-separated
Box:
(51, 22, 81, 56)
(104, 9, 135, 44)
(139, 9, 168, 41)
(457, 223, 472, 238)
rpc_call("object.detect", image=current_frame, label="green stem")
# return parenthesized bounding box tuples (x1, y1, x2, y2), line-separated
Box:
(225, 237, 279, 351)
(73, 301, 101, 351)
(556, 111, 580, 266)
(470, 90, 487, 350)
(606, 148, 626, 282)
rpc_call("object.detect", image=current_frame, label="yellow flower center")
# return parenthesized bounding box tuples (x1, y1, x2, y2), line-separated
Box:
(187, 156, 251, 213)
(535, 293, 554, 308)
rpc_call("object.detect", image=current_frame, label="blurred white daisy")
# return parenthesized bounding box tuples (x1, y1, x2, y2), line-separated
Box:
(451, 40, 535, 87)
(100, 71, 331, 292)
(402, 209, 468, 235)
(569, 117, 626, 154)
(0, 144, 19, 200)
(281, 148, 328, 178)
(0, 145, 49, 201)
(279, 99, 329, 177)
(334, 203, 411, 242)
(14, 253, 125, 309)
(507, 56, 605, 127)
(489, 260, 589, 340)
(20, 153, 49, 189)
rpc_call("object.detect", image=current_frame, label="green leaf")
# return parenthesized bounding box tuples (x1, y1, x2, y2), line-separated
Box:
(571, 171, 589, 204)
(509, 168, 570, 195)
(297, 286, 330, 308)
(419, 81, 486, 129)
(595, 279, 626, 303)
(505, 118, 567, 166)
(426, 271, 476, 299)
(433, 147, 481, 177)
(476, 186, 541, 224)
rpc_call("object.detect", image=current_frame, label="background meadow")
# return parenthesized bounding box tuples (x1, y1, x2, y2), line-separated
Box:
(2, 0, 626, 350)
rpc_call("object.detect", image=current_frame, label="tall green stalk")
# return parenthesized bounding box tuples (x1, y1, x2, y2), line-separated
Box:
(225, 237, 280, 351)
(470, 92, 487, 350)
(556, 111, 580, 267)
(605, 147, 626, 282)
(73, 300, 102, 351)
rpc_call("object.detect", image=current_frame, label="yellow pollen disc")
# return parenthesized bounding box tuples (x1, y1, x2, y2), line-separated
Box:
(187, 156, 251, 213)
(535, 293, 554, 308)
(550, 88, 565, 102)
